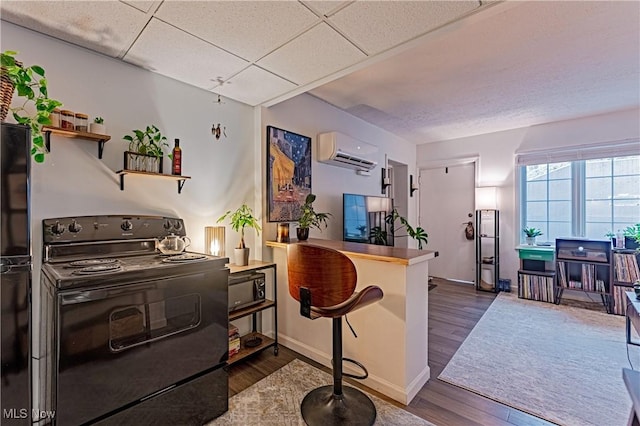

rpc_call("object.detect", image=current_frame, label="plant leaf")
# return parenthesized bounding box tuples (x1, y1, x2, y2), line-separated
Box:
(31, 65, 45, 76)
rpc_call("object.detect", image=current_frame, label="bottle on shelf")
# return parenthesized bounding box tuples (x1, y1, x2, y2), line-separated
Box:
(172, 138, 182, 175)
(616, 229, 625, 249)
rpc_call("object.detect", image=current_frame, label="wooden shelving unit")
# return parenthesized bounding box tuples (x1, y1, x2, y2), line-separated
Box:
(227, 261, 278, 366)
(115, 170, 191, 194)
(555, 238, 612, 312)
(611, 248, 640, 315)
(517, 245, 556, 303)
(43, 126, 111, 159)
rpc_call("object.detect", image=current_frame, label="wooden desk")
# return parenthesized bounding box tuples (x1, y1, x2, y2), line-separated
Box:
(626, 291, 640, 347)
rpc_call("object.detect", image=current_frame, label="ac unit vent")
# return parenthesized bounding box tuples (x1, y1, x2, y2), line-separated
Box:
(317, 132, 378, 171)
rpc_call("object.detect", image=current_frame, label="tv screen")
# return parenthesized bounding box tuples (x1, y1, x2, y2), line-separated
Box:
(343, 193, 394, 246)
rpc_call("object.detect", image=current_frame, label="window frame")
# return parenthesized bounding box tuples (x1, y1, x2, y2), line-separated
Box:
(518, 151, 640, 245)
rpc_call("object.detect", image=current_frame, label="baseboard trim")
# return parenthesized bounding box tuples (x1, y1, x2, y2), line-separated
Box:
(278, 334, 424, 405)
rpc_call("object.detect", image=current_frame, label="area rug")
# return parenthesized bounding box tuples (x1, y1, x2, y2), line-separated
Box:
(209, 359, 434, 425)
(438, 293, 638, 426)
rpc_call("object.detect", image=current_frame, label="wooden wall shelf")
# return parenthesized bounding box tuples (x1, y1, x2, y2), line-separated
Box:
(115, 170, 191, 194)
(43, 126, 111, 159)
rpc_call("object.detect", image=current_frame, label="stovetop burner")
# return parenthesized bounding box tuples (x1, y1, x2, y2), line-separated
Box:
(72, 264, 124, 275)
(69, 258, 119, 267)
(161, 254, 207, 263)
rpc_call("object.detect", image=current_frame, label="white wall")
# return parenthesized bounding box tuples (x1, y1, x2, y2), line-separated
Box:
(260, 94, 419, 252)
(1, 22, 259, 388)
(2, 22, 258, 266)
(417, 107, 640, 285)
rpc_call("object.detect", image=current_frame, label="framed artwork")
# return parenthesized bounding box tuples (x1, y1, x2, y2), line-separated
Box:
(267, 126, 312, 222)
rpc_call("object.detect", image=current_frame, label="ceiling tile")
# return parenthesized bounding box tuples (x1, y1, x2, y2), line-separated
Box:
(215, 66, 297, 106)
(0, 0, 149, 57)
(120, 1, 159, 14)
(124, 18, 249, 91)
(329, 1, 479, 55)
(257, 23, 365, 85)
(154, 1, 319, 62)
(302, 1, 350, 17)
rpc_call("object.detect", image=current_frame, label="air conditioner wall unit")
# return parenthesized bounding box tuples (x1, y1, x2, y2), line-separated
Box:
(317, 132, 378, 171)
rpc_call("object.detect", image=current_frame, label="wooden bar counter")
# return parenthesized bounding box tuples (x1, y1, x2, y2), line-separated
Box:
(266, 238, 437, 405)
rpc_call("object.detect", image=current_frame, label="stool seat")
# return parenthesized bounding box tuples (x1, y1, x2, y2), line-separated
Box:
(287, 243, 384, 426)
(310, 285, 383, 319)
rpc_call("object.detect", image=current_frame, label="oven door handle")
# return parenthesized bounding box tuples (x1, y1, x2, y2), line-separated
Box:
(60, 285, 159, 305)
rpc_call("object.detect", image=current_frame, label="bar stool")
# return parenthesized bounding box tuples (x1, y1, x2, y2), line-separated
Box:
(287, 244, 383, 426)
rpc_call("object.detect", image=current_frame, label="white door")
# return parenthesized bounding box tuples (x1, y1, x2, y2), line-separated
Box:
(420, 163, 475, 282)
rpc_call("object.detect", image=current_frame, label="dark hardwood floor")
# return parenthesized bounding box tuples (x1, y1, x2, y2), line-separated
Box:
(226, 278, 554, 426)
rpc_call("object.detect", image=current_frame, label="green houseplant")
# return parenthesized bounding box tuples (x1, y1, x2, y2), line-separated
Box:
(89, 116, 105, 134)
(623, 223, 640, 250)
(370, 208, 428, 249)
(296, 194, 331, 241)
(1, 50, 63, 163)
(122, 125, 169, 173)
(523, 227, 543, 245)
(217, 204, 262, 266)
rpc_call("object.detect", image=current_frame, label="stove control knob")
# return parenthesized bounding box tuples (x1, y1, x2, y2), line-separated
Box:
(68, 220, 82, 233)
(51, 221, 65, 235)
(164, 220, 172, 230)
(173, 220, 183, 231)
(121, 220, 133, 231)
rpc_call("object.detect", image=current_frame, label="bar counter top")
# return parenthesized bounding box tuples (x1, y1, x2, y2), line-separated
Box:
(266, 238, 437, 266)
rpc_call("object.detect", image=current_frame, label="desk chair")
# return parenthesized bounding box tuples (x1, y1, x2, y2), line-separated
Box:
(287, 244, 383, 426)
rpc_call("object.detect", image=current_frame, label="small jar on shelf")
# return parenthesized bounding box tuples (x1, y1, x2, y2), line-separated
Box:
(50, 108, 61, 128)
(60, 110, 75, 129)
(75, 113, 88, 132)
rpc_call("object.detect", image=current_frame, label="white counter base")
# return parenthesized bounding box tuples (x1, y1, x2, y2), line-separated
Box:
(269, 240, 435, 405)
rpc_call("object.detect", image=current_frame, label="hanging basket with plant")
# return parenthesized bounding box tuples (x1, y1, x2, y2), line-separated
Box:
(1, 50, 63, 163)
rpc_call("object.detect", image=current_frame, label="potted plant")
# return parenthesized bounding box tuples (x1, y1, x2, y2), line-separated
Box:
(1, 50, 63, 163)
(623, 223, 640, 250)
(89, 116, 105, 134)
(371, 208, 428, 249)
(296, 194, 331, 241)
(523, 227, 543, 245)
(122, 125, 169, 173)
(217, 204, 261, 266)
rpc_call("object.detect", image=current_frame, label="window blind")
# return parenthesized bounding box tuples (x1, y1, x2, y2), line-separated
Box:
(515, 138, 640, 166)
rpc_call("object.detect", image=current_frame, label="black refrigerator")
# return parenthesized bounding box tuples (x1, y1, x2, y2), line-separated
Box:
(1, 123, 31, 424)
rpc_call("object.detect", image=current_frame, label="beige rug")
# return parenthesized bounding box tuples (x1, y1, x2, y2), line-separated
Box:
(208, 359, 435, 425)
(439, 292, 638, 426)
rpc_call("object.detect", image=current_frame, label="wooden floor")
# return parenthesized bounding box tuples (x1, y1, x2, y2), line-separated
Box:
(227, 278, 554, 426)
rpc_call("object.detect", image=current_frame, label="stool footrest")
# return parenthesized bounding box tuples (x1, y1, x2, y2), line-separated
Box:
(342, 357, 368, 380)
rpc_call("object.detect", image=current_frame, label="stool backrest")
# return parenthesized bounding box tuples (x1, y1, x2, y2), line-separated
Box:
(287, 244, 357, 308)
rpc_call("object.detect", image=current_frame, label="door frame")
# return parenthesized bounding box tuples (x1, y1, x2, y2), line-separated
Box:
(418, 156, 479, 283)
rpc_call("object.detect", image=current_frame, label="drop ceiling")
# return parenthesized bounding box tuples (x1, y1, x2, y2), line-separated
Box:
(1, 1, 639, 144)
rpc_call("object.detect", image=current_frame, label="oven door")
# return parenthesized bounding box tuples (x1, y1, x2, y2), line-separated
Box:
(54, 267, 228, 426)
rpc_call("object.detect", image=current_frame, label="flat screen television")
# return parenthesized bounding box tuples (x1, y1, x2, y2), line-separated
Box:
(343, 193, 394, 246)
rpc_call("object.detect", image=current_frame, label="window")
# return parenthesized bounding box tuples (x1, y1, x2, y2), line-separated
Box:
(519, 151, 640, 243)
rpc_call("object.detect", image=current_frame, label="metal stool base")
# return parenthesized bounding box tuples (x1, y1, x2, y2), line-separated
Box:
(300, 385, 376, 426)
